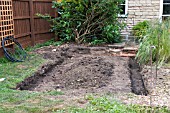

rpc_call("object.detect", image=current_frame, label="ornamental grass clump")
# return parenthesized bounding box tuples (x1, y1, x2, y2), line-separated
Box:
(136, 19, 170, 66)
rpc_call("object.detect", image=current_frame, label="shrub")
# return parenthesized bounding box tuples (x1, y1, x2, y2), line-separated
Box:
(37, 0, 125, 44)
(136, 19, 170, 66)
(132, 20, 149, 39)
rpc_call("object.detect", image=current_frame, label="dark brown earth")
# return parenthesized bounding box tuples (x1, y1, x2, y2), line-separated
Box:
(16, 44, 148, 96)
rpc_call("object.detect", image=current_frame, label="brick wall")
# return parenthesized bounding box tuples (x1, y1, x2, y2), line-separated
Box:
(124, 0, 161, 33)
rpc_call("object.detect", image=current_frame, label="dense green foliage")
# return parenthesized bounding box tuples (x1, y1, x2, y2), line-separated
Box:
(136, 19, 170, 65)
(37, 0, 125, 44)
(132, 20, 149, 39)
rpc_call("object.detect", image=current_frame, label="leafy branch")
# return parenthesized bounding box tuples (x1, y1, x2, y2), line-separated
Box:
(38, 0, 125, 44)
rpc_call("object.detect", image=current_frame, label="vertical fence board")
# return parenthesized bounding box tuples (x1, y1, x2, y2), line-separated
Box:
(33, 0, 55, 44)
(29, 0, 35, 46)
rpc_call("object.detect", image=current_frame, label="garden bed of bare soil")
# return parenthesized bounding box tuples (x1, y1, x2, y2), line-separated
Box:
(16, 44, 170, 108)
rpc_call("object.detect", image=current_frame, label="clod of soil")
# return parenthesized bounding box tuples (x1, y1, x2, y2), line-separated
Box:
(16, 45, 147, 96)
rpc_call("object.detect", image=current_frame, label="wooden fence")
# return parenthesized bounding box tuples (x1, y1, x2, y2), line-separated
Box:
(0, 0, 56, 57)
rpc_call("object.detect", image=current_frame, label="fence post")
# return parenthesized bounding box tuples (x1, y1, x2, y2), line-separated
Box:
(29, 0, 35, 46)
(54, 0, 59, 41)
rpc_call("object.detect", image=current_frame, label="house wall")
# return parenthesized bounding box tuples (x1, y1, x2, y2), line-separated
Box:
(124, 0, 161, 33)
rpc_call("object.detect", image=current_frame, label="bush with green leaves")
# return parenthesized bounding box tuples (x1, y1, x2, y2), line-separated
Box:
(37, 0, 125, 44)
(136, 19, 170, 66)
(132, 20, 149, 39)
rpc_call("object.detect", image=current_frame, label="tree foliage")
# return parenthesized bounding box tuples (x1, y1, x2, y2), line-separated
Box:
(37, 0, 125, 44)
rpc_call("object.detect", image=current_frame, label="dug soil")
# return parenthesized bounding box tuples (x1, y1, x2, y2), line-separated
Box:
(16, 44, 170, 108)
(16, 45, 147, 95)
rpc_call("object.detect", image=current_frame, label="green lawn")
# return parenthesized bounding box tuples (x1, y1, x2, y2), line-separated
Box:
(0, 54, 64, 113)
(0, 51, 169, 113)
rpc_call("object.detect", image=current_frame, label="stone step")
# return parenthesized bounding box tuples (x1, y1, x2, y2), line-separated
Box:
(111, 52, 136, 57)
(107, 43, 138, 57)
(123, 47, 138, 52)
(119, 53, 136, 57)
(108, 48, 122, 53)
(107, 43, 125, 49)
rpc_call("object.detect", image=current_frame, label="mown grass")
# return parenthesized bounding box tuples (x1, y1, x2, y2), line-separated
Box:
(0, 41, 170, 113)
(0, 54, 64, 113)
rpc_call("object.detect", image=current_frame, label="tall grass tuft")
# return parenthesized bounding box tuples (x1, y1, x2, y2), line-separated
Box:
(136, 19, 170, 66)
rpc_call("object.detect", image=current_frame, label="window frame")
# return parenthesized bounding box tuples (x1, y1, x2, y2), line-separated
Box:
(160, 0, 170, 20)
(119, 0, 128, 18)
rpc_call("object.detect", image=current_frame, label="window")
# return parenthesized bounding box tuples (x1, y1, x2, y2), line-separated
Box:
(119, 0, 128, 17)
(162, 0, 170, 20)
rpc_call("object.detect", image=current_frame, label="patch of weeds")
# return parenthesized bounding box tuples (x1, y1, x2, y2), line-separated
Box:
(26, 39, 63, 52)
(38, 98, 63, 107)
(90, 39, 106, 45)
(85, 94, 94, 101)
(0, 57, 10, 63)
(56, 96, 170, 113)
(46, 90, 64, 96)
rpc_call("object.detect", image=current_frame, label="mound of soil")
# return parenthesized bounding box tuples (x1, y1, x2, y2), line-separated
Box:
(55, 56, 115, 89)
(16, 45, 147, 95)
